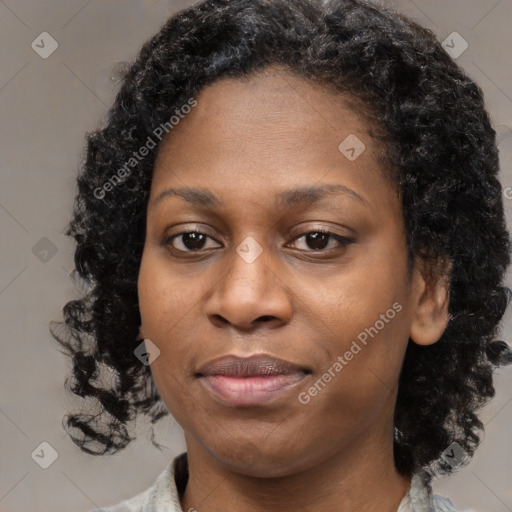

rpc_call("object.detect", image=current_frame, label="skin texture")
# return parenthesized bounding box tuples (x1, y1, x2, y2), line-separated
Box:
(137, 67, 450, 512)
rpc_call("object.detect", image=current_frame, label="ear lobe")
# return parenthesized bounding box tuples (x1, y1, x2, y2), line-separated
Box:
(409, 261, 451, 346)
(138, 325, 145, 340)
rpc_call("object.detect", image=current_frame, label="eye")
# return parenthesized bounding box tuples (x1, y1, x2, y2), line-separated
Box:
(164, 230, 221, 253)
(287, 229, 354, 252)
(164, 228, 354, 255)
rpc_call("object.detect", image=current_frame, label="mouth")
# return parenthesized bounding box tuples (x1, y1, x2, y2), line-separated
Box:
(195, 354, 312, 407)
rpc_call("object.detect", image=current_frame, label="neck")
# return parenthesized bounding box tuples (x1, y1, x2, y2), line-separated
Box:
(180, 424, 410, 512)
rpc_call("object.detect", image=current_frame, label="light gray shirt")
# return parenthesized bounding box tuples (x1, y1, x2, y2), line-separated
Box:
(89, 452, 457, 512)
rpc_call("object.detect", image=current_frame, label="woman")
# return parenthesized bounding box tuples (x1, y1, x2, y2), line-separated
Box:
(51, 0, 512, 510)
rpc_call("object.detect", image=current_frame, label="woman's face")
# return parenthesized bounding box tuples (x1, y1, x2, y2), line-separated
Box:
(137, 68, 436, 477)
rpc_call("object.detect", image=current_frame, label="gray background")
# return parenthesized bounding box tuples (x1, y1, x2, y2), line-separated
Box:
(0, 1, 511, 511)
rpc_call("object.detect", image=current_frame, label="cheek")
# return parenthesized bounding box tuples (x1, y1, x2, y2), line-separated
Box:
(309, 256, 406, 344)
(302, 253, 410, 405)
(137, 252, 212, 422)
(137, 256, 185, 376)
(137, 250, 198, 341)
(296, 306, 408, 452)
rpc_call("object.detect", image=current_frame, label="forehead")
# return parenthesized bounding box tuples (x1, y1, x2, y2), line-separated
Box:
(150, 67, 395, 214)
(155, 68, 376, 160)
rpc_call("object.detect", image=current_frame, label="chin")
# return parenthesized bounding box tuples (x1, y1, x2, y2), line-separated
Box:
(209, 441, 317, 478)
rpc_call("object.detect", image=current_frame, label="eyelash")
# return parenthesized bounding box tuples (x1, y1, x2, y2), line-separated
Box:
(163, 228, 354, 255)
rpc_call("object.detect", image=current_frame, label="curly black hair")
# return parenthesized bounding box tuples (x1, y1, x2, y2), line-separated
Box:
(50, 0, 512, 479)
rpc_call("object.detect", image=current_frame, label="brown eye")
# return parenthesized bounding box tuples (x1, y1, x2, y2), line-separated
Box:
(165, 231, 221, 252)
(288, 230, 354, 252)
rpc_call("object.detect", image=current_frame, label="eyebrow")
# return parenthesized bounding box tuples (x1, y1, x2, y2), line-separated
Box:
(150, 184, 369, 210)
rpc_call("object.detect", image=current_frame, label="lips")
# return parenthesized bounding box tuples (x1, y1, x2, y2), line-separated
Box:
(196, 354, 311, 407)
(196, 354, 309, 378)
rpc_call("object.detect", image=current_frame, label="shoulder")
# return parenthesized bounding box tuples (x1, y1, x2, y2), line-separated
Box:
(407, 469, 459, 512)
(433, 493, 458, 512)
(87, 488, 148, 512)
(85, 452, 187, 512)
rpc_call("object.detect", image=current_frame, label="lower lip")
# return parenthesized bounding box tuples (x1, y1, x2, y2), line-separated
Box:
(198, 373, 308, 406)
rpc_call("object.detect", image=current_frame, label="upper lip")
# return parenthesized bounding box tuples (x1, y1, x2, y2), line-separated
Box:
(196, 354, 311, 377)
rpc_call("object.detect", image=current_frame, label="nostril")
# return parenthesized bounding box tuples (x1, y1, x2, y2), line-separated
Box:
(211, 314, 229, 325)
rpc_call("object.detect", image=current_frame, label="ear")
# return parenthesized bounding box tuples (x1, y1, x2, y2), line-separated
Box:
(409, 259, 451, 346)
(138, 325, 145, 340)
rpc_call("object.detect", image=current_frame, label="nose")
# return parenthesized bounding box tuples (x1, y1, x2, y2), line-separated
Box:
(203, 241, 293, 331)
